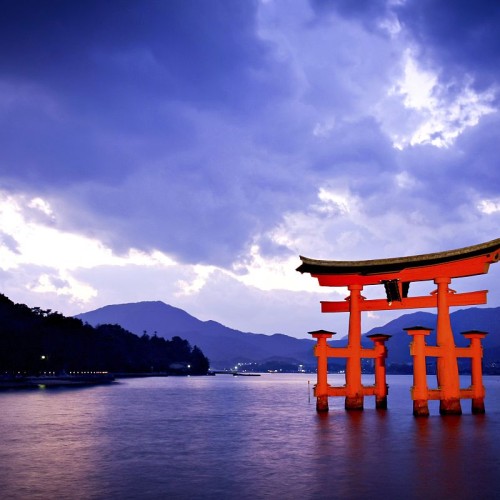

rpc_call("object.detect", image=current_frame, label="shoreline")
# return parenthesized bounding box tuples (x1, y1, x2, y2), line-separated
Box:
(0, 374, 116, 390)
(0, 371, 209, 390)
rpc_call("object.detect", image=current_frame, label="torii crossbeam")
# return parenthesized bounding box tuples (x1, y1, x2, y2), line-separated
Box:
(297, 238, 500, 415)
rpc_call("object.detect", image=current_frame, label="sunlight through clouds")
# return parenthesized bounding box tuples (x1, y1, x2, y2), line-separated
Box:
(0, 194, 118, 270)
(0, 193, 177, 272)
(232, 244, 329, 294)
(27, 272, 97, 303)
(0, 192, 179, 306)
(388, 51, 497, 149)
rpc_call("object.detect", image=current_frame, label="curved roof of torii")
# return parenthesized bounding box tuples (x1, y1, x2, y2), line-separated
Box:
(297, 238, 500, 276)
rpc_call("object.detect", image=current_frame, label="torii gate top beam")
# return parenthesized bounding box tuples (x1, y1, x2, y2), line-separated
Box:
(297, 238, 500, 287)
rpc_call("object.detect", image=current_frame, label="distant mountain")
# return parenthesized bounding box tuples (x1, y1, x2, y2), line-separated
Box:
(363, 307, 500, 364)
(76, 302, 500, 369)
(75, 301, 319, 369)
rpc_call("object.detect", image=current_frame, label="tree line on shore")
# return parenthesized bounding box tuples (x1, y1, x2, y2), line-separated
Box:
(0, 294, 209, 376)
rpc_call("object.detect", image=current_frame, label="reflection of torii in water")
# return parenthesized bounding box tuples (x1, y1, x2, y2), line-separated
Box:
(297, 238, 500, 416)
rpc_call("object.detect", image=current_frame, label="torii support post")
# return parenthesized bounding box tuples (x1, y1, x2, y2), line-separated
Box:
(461, 330, 488, 414)
(309, 330, 334, 412)
(297, 238, 500, 415)
(435, 277, 462, 415)
(367, 334, 391, 409)
(405, 327, 432, 417)
(345, 284, 364, 410)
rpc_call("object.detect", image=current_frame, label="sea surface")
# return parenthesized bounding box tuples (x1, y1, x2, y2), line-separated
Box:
(1, 374, 500, 500)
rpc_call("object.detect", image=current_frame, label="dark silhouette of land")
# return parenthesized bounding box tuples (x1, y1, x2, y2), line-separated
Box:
(0, 294, 209, 386)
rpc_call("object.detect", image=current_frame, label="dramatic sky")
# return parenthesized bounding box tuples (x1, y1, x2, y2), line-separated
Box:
(1, 0, 500, 338)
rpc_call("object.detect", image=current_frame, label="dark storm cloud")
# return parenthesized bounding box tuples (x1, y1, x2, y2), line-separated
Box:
(307, 0, 500, 231)
(350, 111, 500, 258)
(394, 0, 500, 93)
(0, 0, 272, 106)
(0, 0, 285, 184)
(312, 0, 500, 95)
(399, 112, 500, 209)
(0, 0, 305, 264)
(1, 0, 498, 270)
(455, 115, 500, 196)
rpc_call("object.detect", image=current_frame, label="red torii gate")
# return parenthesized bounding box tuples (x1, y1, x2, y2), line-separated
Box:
(297, 238, 500, 416)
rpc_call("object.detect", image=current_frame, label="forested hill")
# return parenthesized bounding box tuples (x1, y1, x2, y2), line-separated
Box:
(0, 294, 209, 375)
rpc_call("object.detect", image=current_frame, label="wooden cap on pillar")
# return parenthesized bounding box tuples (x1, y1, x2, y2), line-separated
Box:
(308, 329, 335, 339)
(404, 326, 433, 336)
(461, 330, 488, 339)
(367, 334, 392, 342)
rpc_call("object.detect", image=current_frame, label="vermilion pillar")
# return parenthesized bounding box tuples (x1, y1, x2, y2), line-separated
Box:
(405, 327, 432, 417)
(368, 334, 391, 409)
(297, 238, 500, 416)
(309, 330, 334, 412)
(461, 330, 487, 414)
(345, 284, 364, 410)
(435, 277, 462, 415)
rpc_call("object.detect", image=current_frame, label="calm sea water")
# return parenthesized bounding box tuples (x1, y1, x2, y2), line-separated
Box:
(1, 374, 499, 500)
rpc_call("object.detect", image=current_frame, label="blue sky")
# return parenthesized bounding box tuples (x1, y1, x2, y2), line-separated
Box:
(1, 0, 500, 338)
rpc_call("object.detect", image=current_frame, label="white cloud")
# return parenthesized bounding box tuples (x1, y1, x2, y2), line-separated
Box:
(386, 51, 497, 149)
(0, 192, 181, 307)
(0, 189, 336, 334)
(0, 192, 178, 272)
(232, 244, 328, 294)
(397, 55, 437, 110)
(316, 187, 355, 215)
(27, 271, 97, 303)
(175, 265, 217, 296)
(28, 197, 55, 218)
(477, 199, 500, 215)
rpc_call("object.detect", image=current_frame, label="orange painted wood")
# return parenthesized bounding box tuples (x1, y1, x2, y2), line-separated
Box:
(325, 346, 352, 358)
(427, 389, 443, 400)
(313, 256, 492, 287)
(301, 240, 499, 414)
(459, 389, 475, 399)
(406, 327, 432, 401)
(455, 347, 474, 358)
(326, 386, 347, 396)
(423, 346, 443, 357)
(321, 290, 487, 313)
(324, 346, 381, 359)
(325, 386, 377, 397)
